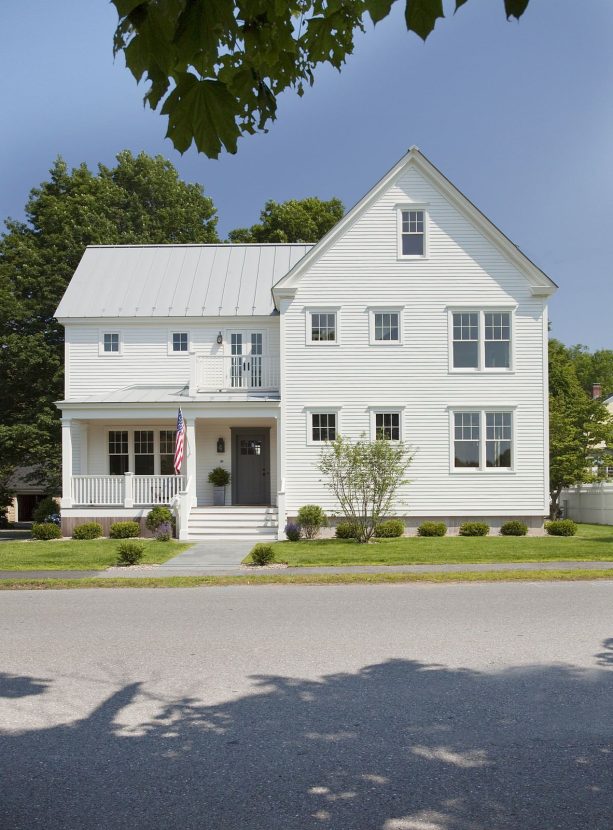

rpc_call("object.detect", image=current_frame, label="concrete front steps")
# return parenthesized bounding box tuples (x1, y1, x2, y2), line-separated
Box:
(186, 506, 279, 541)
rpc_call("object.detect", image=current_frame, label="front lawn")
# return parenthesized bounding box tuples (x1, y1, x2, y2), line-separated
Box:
(0, 539, 191, 570)
(260, 523, 613, 567)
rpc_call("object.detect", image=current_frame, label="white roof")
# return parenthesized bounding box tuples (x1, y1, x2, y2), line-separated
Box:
(59, 384, 280, 404)
(55, 244, 312, 318)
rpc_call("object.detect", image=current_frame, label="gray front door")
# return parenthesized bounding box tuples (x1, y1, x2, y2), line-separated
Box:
(233, 430, 270, 505)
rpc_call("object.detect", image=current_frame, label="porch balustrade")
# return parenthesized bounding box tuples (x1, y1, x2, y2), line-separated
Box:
(70, 473, 185, 507)
(191, 354, 279, 393)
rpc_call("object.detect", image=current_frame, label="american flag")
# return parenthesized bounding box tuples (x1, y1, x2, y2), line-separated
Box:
(174, 408, 185, 474)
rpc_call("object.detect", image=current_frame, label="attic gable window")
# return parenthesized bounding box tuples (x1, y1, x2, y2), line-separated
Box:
(400, 209, 425, 257)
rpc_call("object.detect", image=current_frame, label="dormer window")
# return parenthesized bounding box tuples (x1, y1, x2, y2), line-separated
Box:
(400, 209, 425, 256)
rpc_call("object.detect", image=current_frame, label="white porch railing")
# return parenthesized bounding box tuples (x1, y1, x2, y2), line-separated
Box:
(71, 474, 185, 507)
(133, 475, 185, 506)
(192, 354, 279, 393)
(71, 475, 125, 506)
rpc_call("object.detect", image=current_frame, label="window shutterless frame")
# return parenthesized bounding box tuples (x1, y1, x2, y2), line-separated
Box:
(447, 308, 515, 372)
(368, 406, 404, 441)
(99, 330, 122, 356)
(368, 307, 404, 345)
(396, 204, 428, 259)
(305, 408, 342, 445)
(448, 408, 516, 473)
(305, 308, 341, 346)
(168, 331, 190, 354)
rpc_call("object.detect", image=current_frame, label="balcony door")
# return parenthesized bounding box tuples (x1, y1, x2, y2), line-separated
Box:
(230, 332, 263, 389)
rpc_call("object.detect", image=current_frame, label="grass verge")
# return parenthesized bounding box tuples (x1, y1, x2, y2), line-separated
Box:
(0, 539, 191, 570)
(2, 568, 613, 590)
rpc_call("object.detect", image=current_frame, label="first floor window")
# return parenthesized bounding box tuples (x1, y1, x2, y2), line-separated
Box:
(373, 312, 400, 342)
(312, 412, 336, 442)
(453, 411, 513, 470)
(172, 332, 188, 352)
(134, 430, 154, 475)
(486, 412, 512, 468)
(454, 412, 480, 468)
(103, 332, 119, 353)
(310, 312, 336, 343)
(109, 431, 129, 474)
(160, 430, 175, 475)
(375, 412, 400, 440)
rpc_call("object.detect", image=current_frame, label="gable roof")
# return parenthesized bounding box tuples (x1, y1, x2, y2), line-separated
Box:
(272, 147, 557, 304)
(55, 243, 312, 319)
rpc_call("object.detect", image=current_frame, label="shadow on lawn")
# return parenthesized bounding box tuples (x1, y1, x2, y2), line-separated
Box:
(1, 654, 613, 829)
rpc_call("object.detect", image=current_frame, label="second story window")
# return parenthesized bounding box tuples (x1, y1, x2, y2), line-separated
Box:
(103, 332, 119, 353)
(172, 332, 189, 352)
(309, 311, 337, 344)
(451, 310, 512, 371)
(375, 412, 400, 440)
(311, 412, 337, 442)
(400, 209, 425, 256)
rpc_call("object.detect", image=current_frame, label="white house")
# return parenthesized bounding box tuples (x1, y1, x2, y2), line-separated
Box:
(55, 148, 557, 540)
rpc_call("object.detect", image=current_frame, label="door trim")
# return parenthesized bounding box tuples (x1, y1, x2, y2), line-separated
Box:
(230, 427, 271, 505)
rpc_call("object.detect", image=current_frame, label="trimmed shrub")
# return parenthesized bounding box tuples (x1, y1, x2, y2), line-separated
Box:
(32, 496, 60, 524)
(156, 521, 172, 541)
(374, 519, 405, 538)
(296, 505, 327, 539)
(285, 522, 301, 542)
(500, 520, 528, 537)
(545, 519, 577, 537)
(116, 541, 145, 566)
(335, 521, 359, 540)
(72, 522, 103, 540)
(109, 521, 140, 539)
(459, 521, 489, 537)
(250, 543, 275, 566)
(418, 521, 447, 537)
(32, 522, 61, 540)
(145, 506, 173, 532)
(208, 466, 231, 487)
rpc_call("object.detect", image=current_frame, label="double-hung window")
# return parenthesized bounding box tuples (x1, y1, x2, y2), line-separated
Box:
(134, 430, 154, 475)
(399, 209, 425, 256)
(160, 430, 175, 475)
(450, 310, 512, 370)
(108, 431, 129, 475)
(310, 412, 337, 443)
(307, 309, 338, 344)
(452, 411, 513, 471)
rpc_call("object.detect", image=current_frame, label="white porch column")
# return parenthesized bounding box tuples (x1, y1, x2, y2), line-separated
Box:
(124, 472, 134, 508)
(61, 418, 73, 508)
(80, 423, 88, 474)
(185, 417, 197, 506)
(275, 413, 286, 539)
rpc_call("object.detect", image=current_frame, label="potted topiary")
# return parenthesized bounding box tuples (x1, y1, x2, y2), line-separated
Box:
(208, 466, 231, 506)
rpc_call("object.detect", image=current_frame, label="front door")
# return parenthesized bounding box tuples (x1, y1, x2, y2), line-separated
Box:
(233, 430, 270, 505)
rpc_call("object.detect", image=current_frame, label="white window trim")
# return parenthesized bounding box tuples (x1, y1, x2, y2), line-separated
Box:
(305, 407, 342, 445)
(168, 330, 191, 355)
(447, 307, 516, 373)
(99, 330, 122, 356)
(305, 307, 341, 346)
(368, 306, 404, 346)
(448, 406, 516, 474)
(368, 406, 405, 441)
(396, 203, 428, 260)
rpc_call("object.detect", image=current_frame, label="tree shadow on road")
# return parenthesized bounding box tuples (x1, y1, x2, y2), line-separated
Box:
(1, 656, 613, 829)
(0, 671, 50, 699)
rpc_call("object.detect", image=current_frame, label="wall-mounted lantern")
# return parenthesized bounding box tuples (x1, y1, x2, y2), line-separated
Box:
(216, 331, 223, 345)
(217, 437, 225, 454)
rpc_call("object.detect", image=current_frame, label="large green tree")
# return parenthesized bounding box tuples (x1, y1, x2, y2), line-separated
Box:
(566, 344, 613, 401)
(548, 339, 613, 518)
(0, 151, 218, 493)
(228, 196, 344, 243)
(112, 0, 530, 158)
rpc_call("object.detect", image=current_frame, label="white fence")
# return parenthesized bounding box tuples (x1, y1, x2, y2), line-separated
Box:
(562, 483, 613, 525)
(71, 474, 185, 507)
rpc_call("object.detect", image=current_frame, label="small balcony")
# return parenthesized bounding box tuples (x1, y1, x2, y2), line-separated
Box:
(190, 354, 279, 394)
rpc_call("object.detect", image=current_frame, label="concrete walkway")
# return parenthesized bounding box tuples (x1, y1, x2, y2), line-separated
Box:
(150, 540, 253, 573)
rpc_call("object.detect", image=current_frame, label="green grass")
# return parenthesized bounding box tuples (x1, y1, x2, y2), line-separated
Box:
(256, 523, 613, 567)
(1, 568, 613, 590)
(0, 539, 191, 570)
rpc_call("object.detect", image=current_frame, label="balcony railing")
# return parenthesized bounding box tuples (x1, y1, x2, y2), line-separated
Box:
(192, 354, 279, 393)
(70, 474, 185, 507)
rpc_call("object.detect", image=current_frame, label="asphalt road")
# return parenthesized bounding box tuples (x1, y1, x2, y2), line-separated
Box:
(1, 582, 613, 829)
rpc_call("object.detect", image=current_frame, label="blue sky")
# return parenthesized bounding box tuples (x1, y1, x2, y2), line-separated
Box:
(1, 0, 612, 348)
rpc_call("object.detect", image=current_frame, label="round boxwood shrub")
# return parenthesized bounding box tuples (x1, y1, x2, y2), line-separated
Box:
(250, 543, 275, 566)
(32, 496, 60, 524)
(109, 521, 141, 539)
(285, 522, 301, 542)
(545, 519, 577, 537)
(296, 505, 327, 539)
(208, 466, 231, 487)
(418, 521, 447, 537)
(374, 519, 405, 538)
(32, 522, 62, 540)
(145, 506, 173, 532)
(500, 520, 528, 537)
(459, 521, 490, 537)
(116, 541, 145, 566)
(335, 521, 359, 540)
(72, 522, 103, 540)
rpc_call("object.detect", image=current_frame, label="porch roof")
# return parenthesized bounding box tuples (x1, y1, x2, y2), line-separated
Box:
(57, 383, 280, 406)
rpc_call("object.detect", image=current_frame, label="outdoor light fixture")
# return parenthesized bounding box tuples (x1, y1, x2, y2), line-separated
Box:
(217, 437, 225, 453)
(216, 331, 223, 344)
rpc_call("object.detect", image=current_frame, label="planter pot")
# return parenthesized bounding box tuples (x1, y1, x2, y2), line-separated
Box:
(213, 486, 226, 506)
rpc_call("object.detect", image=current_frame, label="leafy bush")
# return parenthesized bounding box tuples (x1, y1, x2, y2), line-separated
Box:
(72, 522, 103, 540)
(208, 466, 231, 487)
(32, 496, 60, 524)
(250, 543, 275, 566)
(116, 541, 145, 566)
(109, 521, 141, 539)
(32, 522, 61, 540)
(374, 519, 405, 538)
(296, 505, 327, 539)
(335, 521, 359, 539)
(145, 506, 173, 532)
(285, 522, 301, 542)
(156, 521, 173, 541)
(417, 521, 447, 537)
(500, 520, 528, 537)
(545, 519, 577, 537)
(459, 521, 489, 537)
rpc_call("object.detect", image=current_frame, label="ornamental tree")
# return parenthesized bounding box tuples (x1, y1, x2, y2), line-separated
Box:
(228, 197, 344, 243)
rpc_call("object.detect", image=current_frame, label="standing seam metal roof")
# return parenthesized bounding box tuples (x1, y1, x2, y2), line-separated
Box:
(54, 244, 313, 318)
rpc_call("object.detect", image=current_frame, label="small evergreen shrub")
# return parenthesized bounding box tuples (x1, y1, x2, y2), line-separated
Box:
(155, 521, 173, 541)
(250, 543, 275, 566)
(32, 522, 61, 540)
(418, 521, 447, 537)
(72, 522, 103, 540)
(208, 467, 231, 487)
(335, 521, 359, 540)
(109, 521, 140, 539)
(296, 505, 327, 539)
(545, 519, 577, 537)
(459, 521, 489, 537)
(32, 496, 60, 524)
(285, 522, 301, 542)
(145, 506, 173, 532)
(374, 519, 405, 538)
(500, 520, 528, 537)
(116, 541, 145, 566)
